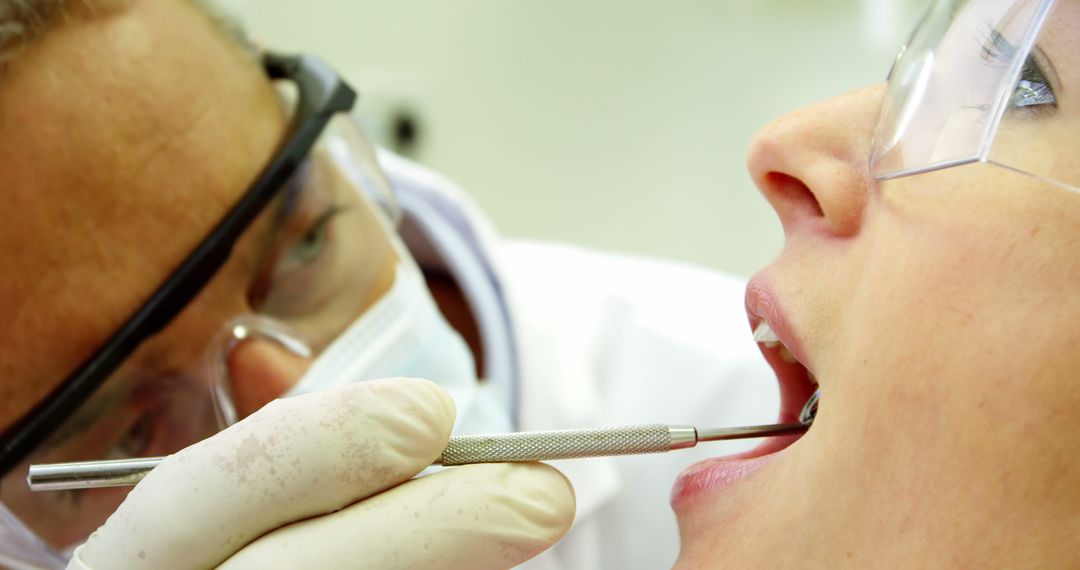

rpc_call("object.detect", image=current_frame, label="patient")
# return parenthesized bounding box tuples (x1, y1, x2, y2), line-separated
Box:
(671, 0, 1079, 567)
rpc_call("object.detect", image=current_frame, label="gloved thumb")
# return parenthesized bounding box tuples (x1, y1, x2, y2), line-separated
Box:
(219, 462, 576, 569)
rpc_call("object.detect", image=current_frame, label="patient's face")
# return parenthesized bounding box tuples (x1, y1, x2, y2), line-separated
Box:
(673, 3, 1080, 568)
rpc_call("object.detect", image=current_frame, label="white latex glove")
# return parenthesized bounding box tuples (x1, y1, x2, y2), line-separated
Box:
(67, 378, 575, 569)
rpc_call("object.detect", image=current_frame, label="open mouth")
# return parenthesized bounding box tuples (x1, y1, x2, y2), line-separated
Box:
(744, 318, 818, 456)
(670, 302, 818, 506)
(751, 319, 818, 426)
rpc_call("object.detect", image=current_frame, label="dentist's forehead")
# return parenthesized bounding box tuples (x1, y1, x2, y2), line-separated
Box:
(0, 0, 282, 429)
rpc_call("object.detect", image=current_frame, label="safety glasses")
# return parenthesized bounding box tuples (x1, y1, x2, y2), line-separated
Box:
(871, 0, 1078, 193)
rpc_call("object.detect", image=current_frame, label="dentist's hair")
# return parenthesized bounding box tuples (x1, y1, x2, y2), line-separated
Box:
(0, 0, 254, 66)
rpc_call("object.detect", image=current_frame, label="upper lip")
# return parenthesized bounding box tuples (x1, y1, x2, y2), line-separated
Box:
(745, 278, 813, 369)
(745, 276, 817, 425)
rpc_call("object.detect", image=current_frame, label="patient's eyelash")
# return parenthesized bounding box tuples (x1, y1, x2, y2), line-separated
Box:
(978, 23, 1017, 61)
(976, 21, 1056, 112)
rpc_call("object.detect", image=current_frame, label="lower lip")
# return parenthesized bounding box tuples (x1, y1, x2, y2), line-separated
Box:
(670, 434, 799, 507)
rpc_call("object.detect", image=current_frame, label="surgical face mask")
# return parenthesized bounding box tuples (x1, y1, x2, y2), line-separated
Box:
(256, 256, 495, 436)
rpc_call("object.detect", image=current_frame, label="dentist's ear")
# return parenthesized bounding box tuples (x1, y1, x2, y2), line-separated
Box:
(227, 337, 311, 419)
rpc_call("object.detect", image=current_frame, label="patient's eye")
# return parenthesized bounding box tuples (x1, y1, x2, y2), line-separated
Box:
(981, 27, 1057, 112)
(1010, 57, 1056, 109)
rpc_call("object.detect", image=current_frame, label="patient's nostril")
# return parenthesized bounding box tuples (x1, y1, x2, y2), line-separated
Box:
(769, 172, 825, 219)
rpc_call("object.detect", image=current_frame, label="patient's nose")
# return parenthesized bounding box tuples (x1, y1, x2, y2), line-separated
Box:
(746, 85, 884, 239)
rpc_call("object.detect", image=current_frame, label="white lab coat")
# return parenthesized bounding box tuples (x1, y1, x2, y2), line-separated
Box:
(381, 151, 778, 570)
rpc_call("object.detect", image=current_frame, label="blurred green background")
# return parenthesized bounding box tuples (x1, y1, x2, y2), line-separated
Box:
(229, 0, 925, 277)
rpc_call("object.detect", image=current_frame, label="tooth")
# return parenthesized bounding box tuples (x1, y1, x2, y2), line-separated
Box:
(779, 346, 798, 363)
(753, 321, 781, 348)
(753, 321, 779, 343)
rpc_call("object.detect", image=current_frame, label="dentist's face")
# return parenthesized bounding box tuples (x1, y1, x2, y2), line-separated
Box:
(673, 5, 1080, 568)
(0, 0, 284, 431)
(0, 0, 395, 548)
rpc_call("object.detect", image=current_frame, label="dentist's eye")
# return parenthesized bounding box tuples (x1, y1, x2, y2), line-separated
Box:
(107, 412, 155, 459)
(276, 205, 347, 274)
(288, 209, 336, 267)
(253, 203, 350, 320)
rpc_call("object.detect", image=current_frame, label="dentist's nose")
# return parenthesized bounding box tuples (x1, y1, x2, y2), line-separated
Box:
(227, 338, 311, 419)
(746, 85, 884, 239)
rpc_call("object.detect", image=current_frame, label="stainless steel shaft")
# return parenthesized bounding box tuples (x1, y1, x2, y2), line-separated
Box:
(437, 425, 697, 465)
(29, 457, 165, 491)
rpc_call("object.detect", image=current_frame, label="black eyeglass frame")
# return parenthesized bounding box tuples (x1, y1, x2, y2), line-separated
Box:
(0, 53, 357, 477)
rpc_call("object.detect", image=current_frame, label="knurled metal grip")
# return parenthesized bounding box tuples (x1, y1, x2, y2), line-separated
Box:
(436, 424, 686, 465)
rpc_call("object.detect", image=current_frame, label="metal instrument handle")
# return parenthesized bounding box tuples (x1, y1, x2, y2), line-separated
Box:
(27, 425, 697, 491)
(437, 424, 695, 465)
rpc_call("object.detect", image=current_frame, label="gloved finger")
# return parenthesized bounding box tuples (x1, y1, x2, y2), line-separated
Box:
(70, 378, 456, 570)
(220, 463, 576, 570)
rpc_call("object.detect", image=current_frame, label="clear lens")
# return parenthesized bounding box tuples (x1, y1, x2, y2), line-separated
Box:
(870, 0, 1076, 193)
(0, 114, 400, 550)
(248, 116, 399, 350)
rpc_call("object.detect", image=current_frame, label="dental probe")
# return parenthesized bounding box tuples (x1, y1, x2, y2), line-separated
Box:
(29, 390, 821, 492)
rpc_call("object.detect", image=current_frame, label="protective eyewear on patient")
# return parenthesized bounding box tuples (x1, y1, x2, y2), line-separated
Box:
(872, 0, 1078, 193)
(0, 54, 399, 552)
